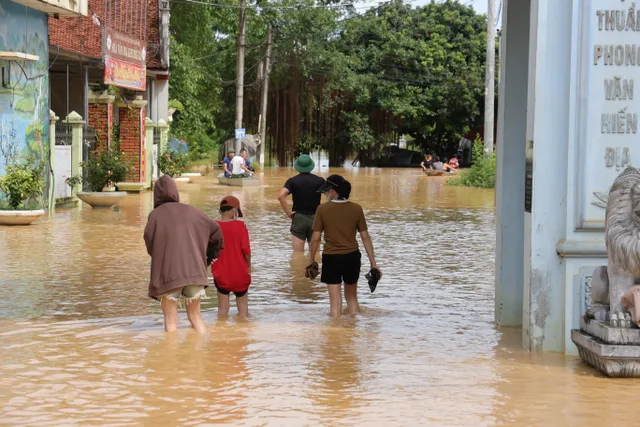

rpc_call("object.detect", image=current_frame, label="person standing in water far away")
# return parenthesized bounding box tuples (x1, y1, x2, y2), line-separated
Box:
(278, 154, 326, 252)
(144, 175, 224, 333)
(307, 175, 382, 317)
(211, 196, 252, 318)
(222, 149, 235, 178)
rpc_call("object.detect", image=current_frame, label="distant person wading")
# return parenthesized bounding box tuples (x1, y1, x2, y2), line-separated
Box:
(278, 154, 326, 252)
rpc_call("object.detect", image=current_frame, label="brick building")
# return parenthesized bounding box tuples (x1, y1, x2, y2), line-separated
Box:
(47, 0, 169, 185)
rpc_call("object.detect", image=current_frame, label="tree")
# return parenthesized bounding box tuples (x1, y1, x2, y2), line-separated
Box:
(168, 0, 488, 166)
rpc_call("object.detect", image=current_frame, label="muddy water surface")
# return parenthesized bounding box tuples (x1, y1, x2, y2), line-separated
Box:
(0, 168, 636, 426)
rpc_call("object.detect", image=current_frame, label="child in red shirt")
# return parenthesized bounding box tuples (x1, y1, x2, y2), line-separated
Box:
(211, 196, 252, 317)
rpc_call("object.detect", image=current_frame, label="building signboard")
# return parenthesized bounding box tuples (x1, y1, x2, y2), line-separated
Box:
(574, 0, 640, 229)
(103, 27, 147, 91)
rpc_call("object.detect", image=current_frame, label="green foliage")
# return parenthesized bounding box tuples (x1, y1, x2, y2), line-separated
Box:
(0, 157, 45, 210)
(168, 99, 184, 111)
(169, 0, 488, 162)
(180, 130, 219, 162)
(65, 175, 82, 188)
(447, 137, 495, 189)
(295, 133, 318, 154)
(342, 112, 375, 151)
(69, 141, 132, 192)
(338, 0, 487, 149)
(158, 150, 188, 177)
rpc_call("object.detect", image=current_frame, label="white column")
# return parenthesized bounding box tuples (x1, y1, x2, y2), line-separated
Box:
(64, 111, 85, 200)
(523, 0, 573, 352)
(156, 78, 169, 121)
(495, 0, 530, 326)
(145, 118, 155, 189)
(48, 110, 59, 211)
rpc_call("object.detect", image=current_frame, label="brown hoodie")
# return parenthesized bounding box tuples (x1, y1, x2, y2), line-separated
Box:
(143, 175, 224, 299)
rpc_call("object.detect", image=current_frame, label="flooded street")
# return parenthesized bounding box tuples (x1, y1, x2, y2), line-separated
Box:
(0, 168, 637, 426)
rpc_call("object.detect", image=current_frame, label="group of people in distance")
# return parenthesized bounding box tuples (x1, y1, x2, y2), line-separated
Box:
(420, 153, 459, 173)
(144, 154, 382, 332)
(222, 148, 254, 178)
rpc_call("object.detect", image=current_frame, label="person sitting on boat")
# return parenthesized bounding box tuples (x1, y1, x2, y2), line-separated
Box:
(433, 156, 454, 173)
(447, 155, 459, 171)
(245, 158, 254, 172)
(431, 156, 444, 171)
(222, 149, 235, 178)
(231, 149, 254, 177)
(420, 154, 433, 171)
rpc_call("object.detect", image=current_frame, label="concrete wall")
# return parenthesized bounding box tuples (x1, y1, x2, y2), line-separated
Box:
(0, 0, 49, 174)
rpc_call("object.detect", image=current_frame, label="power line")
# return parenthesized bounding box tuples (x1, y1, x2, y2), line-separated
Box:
(170, 0, 417, 11)
(221, 54, 268, 85)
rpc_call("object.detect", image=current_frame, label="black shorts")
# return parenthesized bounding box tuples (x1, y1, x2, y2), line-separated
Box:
(321, 251, 361, 285)
(214, 283, 248, 298)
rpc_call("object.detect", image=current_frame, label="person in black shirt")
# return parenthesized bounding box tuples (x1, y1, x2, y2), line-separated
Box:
(278, 154, 326, 252)
(421, 154, 433, 171)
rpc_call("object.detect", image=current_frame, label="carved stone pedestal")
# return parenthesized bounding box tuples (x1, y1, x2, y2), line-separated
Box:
(572, 319, 640, 377)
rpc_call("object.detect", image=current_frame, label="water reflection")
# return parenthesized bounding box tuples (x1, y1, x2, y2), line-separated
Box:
(305, 322, 366, 421)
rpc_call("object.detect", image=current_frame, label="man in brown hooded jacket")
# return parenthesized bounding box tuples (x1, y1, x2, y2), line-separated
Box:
(144, 175, 224, 333)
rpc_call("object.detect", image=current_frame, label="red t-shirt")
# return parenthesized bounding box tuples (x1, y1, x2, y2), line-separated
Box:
(211, 220, 251, 292)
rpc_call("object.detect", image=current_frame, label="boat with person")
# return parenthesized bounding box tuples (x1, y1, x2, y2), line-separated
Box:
(423, 169, 452, 177)
(217, 174, 259, 187)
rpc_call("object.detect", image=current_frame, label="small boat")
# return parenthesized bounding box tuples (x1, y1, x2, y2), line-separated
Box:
(423, 169, 449, 177)
(217, 174, 259, 187)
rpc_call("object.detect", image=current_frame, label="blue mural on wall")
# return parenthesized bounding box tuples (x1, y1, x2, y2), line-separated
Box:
(0, 0, 49, 175)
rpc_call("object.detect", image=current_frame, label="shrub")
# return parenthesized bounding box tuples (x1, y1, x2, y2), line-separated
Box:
(447, 136, 496, 189)
(182, 130, 219, 162)
(158, 149, 188, 177)
(66, 140, 132, 192)
(0, 157, 45, 210)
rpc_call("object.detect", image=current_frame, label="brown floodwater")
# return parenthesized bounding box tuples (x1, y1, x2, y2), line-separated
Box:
(0, 167, 637, 426)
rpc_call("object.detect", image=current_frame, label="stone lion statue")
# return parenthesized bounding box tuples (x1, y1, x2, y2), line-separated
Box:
(586, 167, 640, 328)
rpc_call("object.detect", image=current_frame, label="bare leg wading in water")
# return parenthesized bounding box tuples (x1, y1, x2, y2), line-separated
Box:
(144, 175, 224, 333)
(159, 285, 208, 333)
(306, 174, 381, 318)
(211, 196, 252, 319)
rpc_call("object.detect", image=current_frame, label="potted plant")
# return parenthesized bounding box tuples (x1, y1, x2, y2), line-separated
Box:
(0, 157, 46, 225)
(158, 149, 190, 183)
(67, 142, 132, 208)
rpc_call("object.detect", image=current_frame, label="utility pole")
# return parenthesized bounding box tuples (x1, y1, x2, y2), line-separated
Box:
(258, 25, 272, 166)
(234, 0, 247, 154)
(484, 0, 496, 155)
